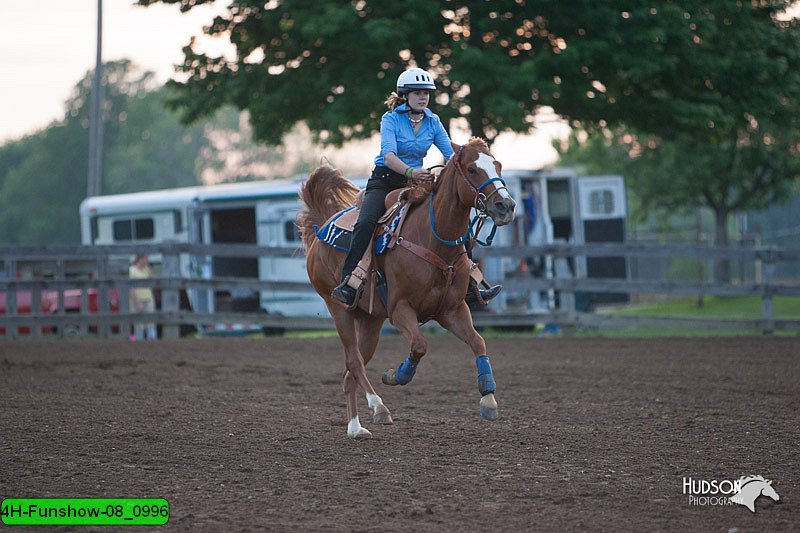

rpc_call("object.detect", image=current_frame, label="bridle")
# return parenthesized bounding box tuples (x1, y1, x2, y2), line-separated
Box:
(428, 146, 507, 247)
(451, 146, 509, 212)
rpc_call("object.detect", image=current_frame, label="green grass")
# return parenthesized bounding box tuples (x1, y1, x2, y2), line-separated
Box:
(609, 295, 800, 319)
(570, 327, 799, 338)
(270, 296, 800, 340)
(283, 329, 341, 339)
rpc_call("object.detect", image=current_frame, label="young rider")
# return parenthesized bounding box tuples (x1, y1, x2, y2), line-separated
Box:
(331, 67, 502, 309)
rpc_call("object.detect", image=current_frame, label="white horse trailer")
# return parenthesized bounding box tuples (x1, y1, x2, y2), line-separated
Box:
(80, 178, 364, 328)
(482, 168, 628, 314)
(80, 169, 627, 327)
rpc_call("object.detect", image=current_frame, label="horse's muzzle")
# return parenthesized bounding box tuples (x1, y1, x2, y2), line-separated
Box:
(488, 198, 516, 226)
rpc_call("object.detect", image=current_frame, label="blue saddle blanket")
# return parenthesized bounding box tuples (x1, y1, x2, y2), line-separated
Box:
(315, 204, 407, 255)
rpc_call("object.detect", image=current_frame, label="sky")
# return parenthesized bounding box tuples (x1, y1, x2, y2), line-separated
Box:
(0, 0, 564, 170)
(0, 0, 230, 143)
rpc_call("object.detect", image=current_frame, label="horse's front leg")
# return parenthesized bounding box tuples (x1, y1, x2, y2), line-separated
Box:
(437, 302, 498, 421)
(382, 301, 427, 387)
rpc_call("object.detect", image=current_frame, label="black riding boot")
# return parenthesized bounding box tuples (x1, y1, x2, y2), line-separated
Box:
(465, 281, 503, 308)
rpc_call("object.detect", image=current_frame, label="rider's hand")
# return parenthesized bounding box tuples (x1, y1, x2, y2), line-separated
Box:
(412, 168, 432, 181)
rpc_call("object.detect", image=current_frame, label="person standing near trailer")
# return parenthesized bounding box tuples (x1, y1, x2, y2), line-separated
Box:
(129, 254, 157, 340)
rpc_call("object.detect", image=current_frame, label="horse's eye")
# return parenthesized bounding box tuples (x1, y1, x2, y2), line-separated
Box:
(468, 167, 475, 174)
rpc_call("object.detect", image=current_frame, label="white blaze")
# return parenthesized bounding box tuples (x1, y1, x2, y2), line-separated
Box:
(475, 153, 511, 199)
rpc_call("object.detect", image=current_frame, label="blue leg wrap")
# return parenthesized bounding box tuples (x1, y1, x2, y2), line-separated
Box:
(394, 354, 418, 385)
(476, 355, 496, 396)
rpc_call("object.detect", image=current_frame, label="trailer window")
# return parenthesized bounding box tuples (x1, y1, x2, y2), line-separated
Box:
(113, 218, 155, 241)
(135, 218, 155, 239)
(284, 220, 301, 242)
(588, 189, 615, 215)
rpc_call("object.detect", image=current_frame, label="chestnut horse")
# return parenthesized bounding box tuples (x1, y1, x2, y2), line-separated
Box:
(298, 138, 516, 438)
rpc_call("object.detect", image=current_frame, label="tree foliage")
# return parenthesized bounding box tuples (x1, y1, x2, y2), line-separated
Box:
(136, 0, 549, 144)
(137, 1, 800, 144)
(540, 0, 800, 271)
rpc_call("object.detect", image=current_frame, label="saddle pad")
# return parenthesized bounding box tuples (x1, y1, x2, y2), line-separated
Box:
(314, 206, 355, 252)
(315, 204, 408, 256)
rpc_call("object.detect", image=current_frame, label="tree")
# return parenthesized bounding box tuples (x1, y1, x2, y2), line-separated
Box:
(139, 1, 800, 141)
(540, 1, 800, 270)
(544, 1, 800, 280)
(136, 0, 551, 144)
(140, 1, 800, 271)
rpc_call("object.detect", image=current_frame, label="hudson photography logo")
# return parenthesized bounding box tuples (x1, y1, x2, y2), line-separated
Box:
(683, 475, 780, 512)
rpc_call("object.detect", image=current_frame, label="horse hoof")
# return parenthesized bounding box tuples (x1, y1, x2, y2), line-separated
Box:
(347, 427, 373, 439)
(480, 394, 498, 421)
(373, 407, 394, 425)
(382, 368, 398, 386)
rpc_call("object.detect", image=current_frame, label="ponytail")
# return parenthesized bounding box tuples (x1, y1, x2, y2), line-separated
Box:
(385, 92, 406, 110)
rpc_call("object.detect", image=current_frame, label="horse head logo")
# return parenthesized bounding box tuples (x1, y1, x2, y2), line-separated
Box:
(729, 475, 780, 513)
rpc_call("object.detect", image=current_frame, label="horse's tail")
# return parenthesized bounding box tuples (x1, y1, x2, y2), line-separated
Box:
(297, 164, 360, 251)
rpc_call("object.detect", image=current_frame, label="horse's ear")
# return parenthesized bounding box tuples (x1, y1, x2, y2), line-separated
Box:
(451, 141, 461, 153)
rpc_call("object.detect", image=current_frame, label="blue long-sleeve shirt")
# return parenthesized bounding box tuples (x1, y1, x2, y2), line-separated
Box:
(374, 104, 454, 168)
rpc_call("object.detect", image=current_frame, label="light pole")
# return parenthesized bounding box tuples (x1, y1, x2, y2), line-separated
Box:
(87, 0, 103, 198)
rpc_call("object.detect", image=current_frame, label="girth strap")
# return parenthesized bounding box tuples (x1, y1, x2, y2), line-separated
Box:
(396, 238, 465, 273)
(396, 238, 470, 319)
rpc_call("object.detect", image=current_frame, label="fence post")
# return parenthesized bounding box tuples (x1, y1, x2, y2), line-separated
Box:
(55, 259, 66, 339)
(161, 248, 180, 339)
(5, 259, 18, 340)
(97, 255, 110, 339)
(31, 280, 42, 339)
(760, 251, 775, 335)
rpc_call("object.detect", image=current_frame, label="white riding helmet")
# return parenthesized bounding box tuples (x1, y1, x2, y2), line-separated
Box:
(396, 67, 436, 95)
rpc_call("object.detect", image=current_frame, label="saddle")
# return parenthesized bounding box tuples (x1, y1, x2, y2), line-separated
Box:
(331, 187, 416, 233)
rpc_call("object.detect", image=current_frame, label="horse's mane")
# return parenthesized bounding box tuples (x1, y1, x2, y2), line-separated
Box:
(467, 136, 490, 151)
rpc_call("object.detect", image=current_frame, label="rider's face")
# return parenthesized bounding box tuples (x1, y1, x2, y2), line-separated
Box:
(406, 90, 430, 112)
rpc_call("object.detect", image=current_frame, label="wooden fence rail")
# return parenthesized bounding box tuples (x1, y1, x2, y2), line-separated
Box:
(2, 242, 799, 340)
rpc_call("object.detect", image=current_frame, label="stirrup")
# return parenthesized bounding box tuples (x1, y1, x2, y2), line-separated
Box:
(332, 276, 362, 310)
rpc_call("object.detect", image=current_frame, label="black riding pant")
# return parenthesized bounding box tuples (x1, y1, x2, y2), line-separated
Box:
(340, 166, 407, 281)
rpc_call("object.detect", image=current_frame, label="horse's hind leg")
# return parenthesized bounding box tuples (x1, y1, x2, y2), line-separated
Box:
(437, 302, 498, 421)
(356, 314, 393, 425)
(341, 370, 369, 438)
(329, 304, 385, 438)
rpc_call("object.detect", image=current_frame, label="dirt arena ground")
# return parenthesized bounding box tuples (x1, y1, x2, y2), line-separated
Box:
(1, 335, 797, 532)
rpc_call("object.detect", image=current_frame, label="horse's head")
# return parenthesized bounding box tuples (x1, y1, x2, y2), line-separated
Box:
(733, 475, 781, 511)
(449, 139, 516, 226)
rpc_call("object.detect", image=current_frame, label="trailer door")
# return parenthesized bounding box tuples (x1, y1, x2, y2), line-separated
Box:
(256, 201, 329, 317)
(576, 176, 628, 307)
(209, 206, 260, 312)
